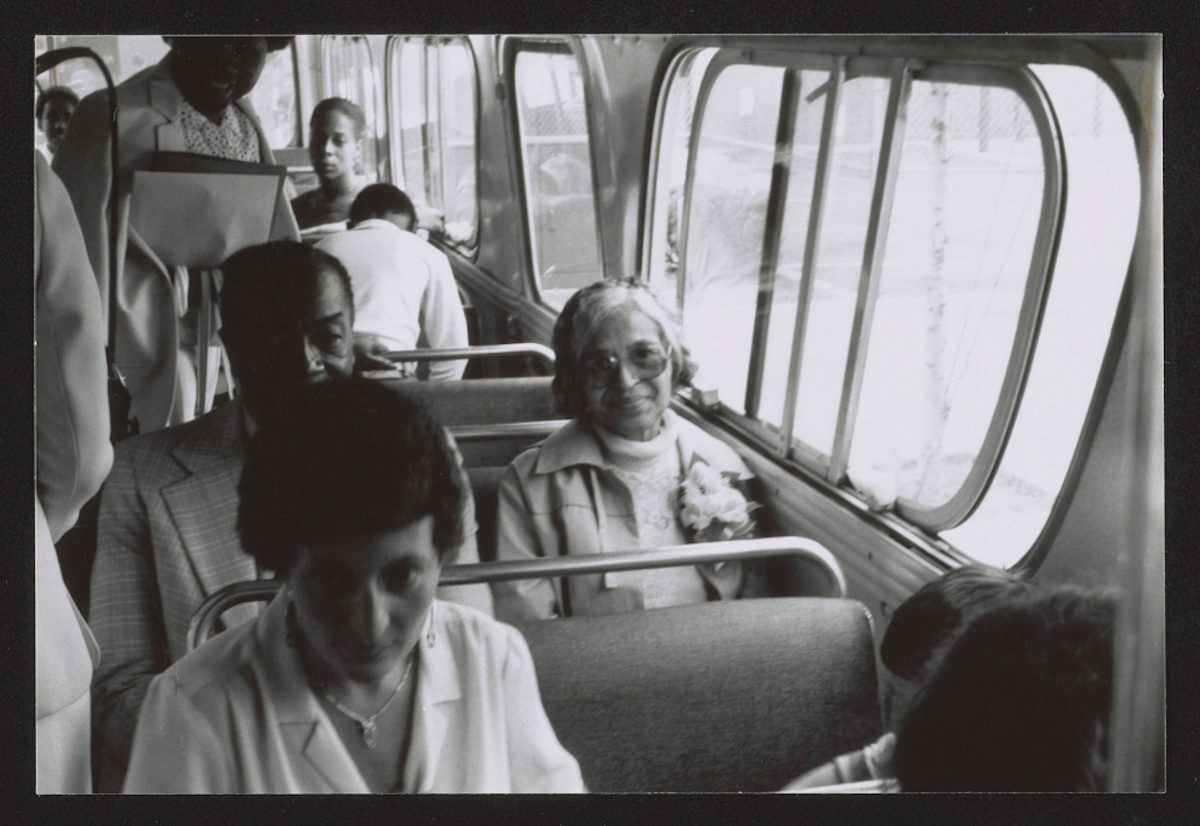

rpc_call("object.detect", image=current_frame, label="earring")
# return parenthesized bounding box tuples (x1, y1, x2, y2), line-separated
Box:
(425, 603, 436, 648)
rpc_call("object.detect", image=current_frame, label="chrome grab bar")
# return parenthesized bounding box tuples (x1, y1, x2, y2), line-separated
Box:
(187, 537, 845, 652)
(383, 343, 555, 368)
(441, 537, 844, 588)
(448, 420, 569, 442)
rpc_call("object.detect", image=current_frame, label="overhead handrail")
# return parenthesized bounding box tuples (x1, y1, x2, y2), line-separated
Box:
(383, 343, 556, 369)
(448, 419, 568, 442)
(187, 537, 845, 651)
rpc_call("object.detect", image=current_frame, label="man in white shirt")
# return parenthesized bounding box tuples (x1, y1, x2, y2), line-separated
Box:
(316, 184, 469, 381)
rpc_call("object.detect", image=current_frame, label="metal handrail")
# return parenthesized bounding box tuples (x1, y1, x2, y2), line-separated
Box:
(186, 537, 845, 652)
(448, 419, 568, 442)
(384, 343, 556, 369)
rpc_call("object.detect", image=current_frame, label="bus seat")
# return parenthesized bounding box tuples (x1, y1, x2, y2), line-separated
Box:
(379, 376, 555, 427)
(515, 597, 881, 792)
(467, 465, 506, 563)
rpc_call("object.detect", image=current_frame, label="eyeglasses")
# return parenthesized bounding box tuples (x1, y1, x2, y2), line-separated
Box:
(580, 346, 670, 388)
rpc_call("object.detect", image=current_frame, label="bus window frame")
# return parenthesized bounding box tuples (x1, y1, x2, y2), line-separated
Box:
(503, 35, 607, 309)
(319, 34, 385, 182)
(385, 34, 482, 257)
(644, 37, 1140, 572)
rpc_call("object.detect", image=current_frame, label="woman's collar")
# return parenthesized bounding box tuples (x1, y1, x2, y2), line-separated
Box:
(534, 410, 683, 475)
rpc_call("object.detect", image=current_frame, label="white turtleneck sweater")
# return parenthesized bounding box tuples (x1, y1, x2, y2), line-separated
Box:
(594, 420, 708, 609)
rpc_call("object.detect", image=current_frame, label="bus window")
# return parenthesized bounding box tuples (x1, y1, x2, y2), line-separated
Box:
(648, 47, 1136, 568)
(321, 35, 382, 180)
(387, 36, 479, 251)
(847, 76, 1048, 517)
(512, 42, 603, 308)
(37, 34, 167, 100)
(247, 42, 300, 149)
(942, 65, 1138, 567)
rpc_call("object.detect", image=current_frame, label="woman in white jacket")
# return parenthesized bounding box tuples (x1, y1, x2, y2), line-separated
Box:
(123, 377, 582, 793)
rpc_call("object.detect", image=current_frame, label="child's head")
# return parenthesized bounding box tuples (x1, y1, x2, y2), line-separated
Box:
(879, 566, 1032, 725)
(892, 586, 1117, 791)
(349, 183, 418, 230)
(308, 97, 366, 185)
(36, 86, 79, 155)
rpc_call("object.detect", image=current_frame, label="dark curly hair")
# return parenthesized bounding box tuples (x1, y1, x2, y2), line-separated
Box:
(349, 183, 417, 228)
(892, 586, 1117, 791)
(880, 566, 1033, 682)
(310, 96, 367, 139)
(36, 86, 78, 121)
(551, 277, 697, 419)
(237, 376, 467, 574)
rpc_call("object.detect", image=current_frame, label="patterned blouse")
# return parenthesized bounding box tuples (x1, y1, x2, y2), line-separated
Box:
(179, 98, 261, 162)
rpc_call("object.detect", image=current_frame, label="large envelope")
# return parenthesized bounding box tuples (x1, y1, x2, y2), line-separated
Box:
(129, 170, 288, 269)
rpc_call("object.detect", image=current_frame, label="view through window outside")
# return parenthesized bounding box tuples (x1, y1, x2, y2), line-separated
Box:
(514, 48, 603, 308)
(651, 54, 1138, 567)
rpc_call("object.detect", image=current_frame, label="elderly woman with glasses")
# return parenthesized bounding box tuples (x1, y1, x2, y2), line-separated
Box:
(492, 278, 763, 622)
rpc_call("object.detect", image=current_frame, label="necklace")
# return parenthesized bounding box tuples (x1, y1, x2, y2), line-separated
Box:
(320, 655, 414, 750)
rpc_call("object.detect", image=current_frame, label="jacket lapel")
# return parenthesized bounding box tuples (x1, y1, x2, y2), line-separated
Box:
(160, 403, 258, 607)
(146, 59, 187, 154)
(255, 591, 370, 793)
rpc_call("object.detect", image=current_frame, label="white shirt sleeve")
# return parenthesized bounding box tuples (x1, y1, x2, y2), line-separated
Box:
(419, 245, 470, 381)
(500, 626, 586, 792)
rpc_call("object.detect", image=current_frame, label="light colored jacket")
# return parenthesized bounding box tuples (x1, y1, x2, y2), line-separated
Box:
(123, 591, 584, 793)
(35, 497, 100, 722)
(35, 152, 113, 542)
(493, 410, 756, 622)
(90, 399, 492, 791)
(52, 56, 289, 431)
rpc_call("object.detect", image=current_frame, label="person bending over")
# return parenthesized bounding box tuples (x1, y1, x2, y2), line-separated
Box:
(316, 183, 469, 381)
(89, 241, 491, 791)
(123, 377, 583, 793)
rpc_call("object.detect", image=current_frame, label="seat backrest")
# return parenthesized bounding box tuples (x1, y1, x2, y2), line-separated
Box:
(379, 376, 555, 428)
(466, 465, 506, 562)
(515, 597, 881, 792)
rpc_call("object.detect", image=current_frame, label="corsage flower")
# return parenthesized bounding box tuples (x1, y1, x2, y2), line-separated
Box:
(679, 457, 760, 543)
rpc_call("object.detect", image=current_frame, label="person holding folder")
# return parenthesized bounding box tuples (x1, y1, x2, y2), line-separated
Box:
(53, 36, 295, 433)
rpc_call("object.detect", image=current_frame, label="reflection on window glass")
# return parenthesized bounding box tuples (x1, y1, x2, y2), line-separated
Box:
(758, 69, 830, 429)
(41, 34, 167, 100)
(647, 48, 717, 311)
(514, 48, 602, 308)
(392, 40, 429, 203)
(848, 81, 1045, 511)
(389, 37, 478, 250)
(322, 36, 378, 179)
(790, 76, 889, 458)
(248, 46, 298, 148)
(943, 66, 1138, 567)
(648, 53, 1137, 568)
(438, 40, 477, 245)
(682, 64, 784, 413)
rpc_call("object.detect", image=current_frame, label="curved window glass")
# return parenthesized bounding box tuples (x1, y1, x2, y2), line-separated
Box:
(647, 47, 1136, 566)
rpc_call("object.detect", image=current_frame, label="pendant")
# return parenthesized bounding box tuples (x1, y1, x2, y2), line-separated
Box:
(361, 719, 379, 749)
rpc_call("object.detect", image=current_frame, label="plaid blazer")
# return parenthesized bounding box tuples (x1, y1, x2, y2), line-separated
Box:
(89, 399, 491, 789)
(90, 400, 258, 790)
